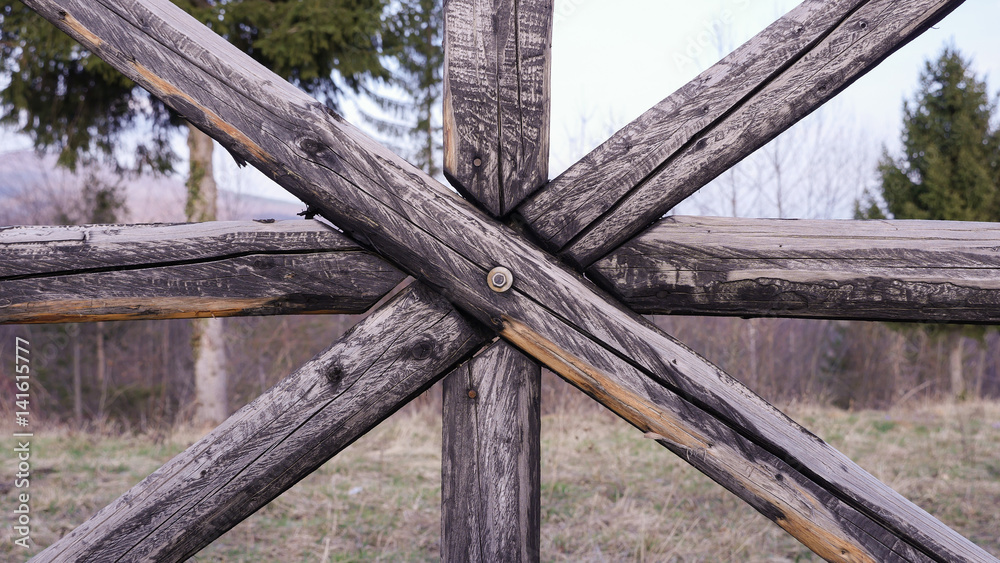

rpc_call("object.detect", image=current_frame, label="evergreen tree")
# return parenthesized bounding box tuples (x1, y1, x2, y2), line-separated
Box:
(2, 0, 429, 424)
(357, 0, 444, 176)
(1, 0, 392, 171)
(857, 46, 1000, 398)
(387, 0, 444, 176)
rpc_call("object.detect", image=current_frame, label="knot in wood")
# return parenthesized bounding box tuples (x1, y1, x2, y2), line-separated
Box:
(298, 138, 326, 156)
(252, 257, 276, 270)
(327, 363, 344, 385)
(411, 340, 433, 360)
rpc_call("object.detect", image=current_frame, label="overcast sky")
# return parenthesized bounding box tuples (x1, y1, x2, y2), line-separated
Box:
(4, 1, 999, 214)
(549, 1, 1000, 170)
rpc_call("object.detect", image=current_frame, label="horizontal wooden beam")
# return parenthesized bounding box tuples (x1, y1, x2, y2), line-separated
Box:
(28, 1, 993, 560)
(31, 283, 489, 562)
(0, 221, 405, 323)
(590, 216, 1000, 323)
(517, 0, 965, 267)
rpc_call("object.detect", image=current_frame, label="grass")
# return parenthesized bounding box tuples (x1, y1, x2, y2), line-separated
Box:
(2, 400, 999, 561)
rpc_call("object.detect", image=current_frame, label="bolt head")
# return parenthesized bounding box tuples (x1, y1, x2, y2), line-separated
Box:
(487, 266, 513, 292)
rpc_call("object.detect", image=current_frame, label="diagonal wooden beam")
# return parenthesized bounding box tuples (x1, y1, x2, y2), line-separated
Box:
(590, 216, 1000, 322)
(0, 221, 405, 323)
(31, 283, 489, 562)
(516, 0, 966, 268)
(441, 0, 550, 560)
(26, 1, 995, 560)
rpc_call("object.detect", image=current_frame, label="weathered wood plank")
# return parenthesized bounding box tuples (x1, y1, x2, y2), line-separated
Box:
(442, 0, 548, 558)
(31, 283, 489, 562)
(28, 1, 993, 560)
(507, 314, 934, 563)
(590, 216, 1000, 322)
(443, 0, 552, 216)
(516, 0, 965, 267)
(442, 341, 541, 562)
(0, 221, 405, 323)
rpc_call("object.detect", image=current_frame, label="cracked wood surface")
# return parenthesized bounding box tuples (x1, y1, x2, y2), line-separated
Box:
(443, 0, 552, 216)
(590, 216, 1000, 322)
(516, 0, 965, 268)
(0, 221, 405, 323)
(24, 0, 996, 560)
(442, 341, 541, 562)
(441, 1, 548, 560)
(31, 284, 489, 562)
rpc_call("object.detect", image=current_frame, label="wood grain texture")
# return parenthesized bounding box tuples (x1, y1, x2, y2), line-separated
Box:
(0, 221, 405, 323)
(442, 1, 548, 558)
(442, 341, 541, 562)
(590, 216, 1000, 322)
(502, 316, 934, 563)
(516, 0, 965, 267)
(30, 283, 489, 562)
(443, 0, 552, 216)
(26, 1, 993, 560)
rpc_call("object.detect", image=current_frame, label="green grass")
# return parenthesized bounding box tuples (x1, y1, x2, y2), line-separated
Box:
(2, 401, 999, 561)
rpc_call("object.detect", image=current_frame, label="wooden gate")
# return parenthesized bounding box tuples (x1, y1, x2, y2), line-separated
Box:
(4, 0, 999, 560)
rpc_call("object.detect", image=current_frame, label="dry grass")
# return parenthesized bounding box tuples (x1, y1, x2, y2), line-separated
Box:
(2, 401, 998, 562)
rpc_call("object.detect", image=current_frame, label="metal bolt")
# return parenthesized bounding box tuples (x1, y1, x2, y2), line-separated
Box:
(487, 266, 513, 292)
(473, 157, 482, 167)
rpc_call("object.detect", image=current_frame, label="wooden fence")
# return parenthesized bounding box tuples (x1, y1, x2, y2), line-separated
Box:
(3, 0, 998, 561)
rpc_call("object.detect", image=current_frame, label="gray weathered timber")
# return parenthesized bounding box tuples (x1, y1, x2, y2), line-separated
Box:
(442, 1, 548, 559)
(514, 317, 934, 563)
(0, 221, 404, 323)
(30, 284, 489, 562)
(27, 1, 995, 560)
(516, 0, 965, 267)
(442, 341, 541, 562)
(590, 216, 1000, 322)
(443, 0, 552, 216)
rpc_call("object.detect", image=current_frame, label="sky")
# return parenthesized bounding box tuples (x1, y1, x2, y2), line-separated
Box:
(3, 1, 999, 215)
(546, 0, 1000, 218)
(550, 1, 1000, 154)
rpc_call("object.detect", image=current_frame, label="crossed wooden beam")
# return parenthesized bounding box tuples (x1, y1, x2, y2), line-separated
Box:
(4, 0, 999, 561)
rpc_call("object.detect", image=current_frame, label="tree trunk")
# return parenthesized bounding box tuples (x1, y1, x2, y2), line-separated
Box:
(73, 329, 82, 425)
(948, 331, 965, 400)
(186, 123, 228, 426)
(973, 345, 986, 399)
(96, 320, 107, 420)
(747, 318, 759, 390)
(890, 331, 905, 402)
(191, 316, 228, 426)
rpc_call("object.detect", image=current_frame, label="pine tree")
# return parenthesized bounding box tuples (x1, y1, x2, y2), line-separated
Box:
(857, 46, 1000, 399)
(2, 0, 415, 425)
(1, 1, 392, 170)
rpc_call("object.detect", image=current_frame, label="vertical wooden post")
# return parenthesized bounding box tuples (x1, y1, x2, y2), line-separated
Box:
(443, 0, 552, 217)
(442, 342, 541, 561)
(442, 0, 551, 560)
